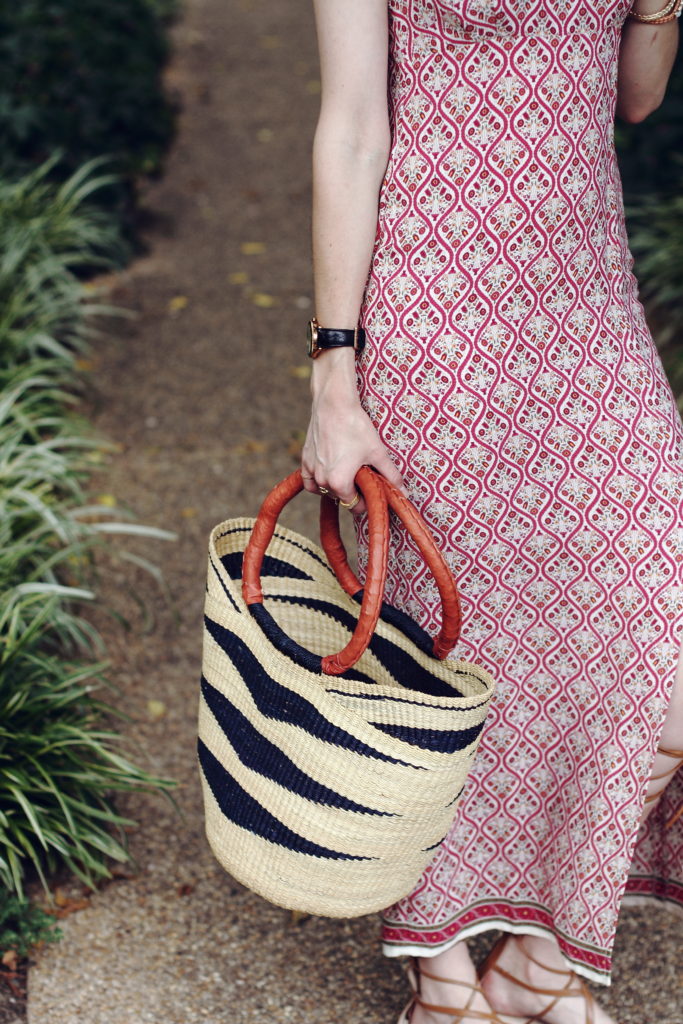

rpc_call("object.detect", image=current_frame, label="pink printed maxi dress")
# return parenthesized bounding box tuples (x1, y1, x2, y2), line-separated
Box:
(352, 0, 683, 985)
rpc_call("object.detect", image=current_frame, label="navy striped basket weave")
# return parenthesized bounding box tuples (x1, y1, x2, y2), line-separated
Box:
(198, 467, 495, 918)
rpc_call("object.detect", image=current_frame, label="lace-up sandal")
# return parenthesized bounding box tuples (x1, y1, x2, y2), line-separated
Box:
(643, 744, 683, 828)
(478, 935, 605, 1024)
(397, 957, 506, 1024)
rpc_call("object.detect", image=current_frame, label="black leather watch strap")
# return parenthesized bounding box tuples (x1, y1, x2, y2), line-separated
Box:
(307, 318, 366, 358)
(318, 327, 365, 349)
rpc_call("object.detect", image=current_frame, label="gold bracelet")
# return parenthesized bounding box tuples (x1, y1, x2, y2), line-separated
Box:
(628, 0, 683, 23)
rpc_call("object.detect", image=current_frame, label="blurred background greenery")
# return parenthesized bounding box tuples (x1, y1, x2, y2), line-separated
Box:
(616, 47, 683, 396)
(0, 0, 180, 250)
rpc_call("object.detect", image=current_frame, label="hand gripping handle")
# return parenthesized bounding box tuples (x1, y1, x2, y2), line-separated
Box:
(241, 465, 390, 675)
(319, 469, 462, 659)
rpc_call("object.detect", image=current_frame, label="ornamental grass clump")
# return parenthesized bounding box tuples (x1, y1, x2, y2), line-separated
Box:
(0, 157, 175, 906)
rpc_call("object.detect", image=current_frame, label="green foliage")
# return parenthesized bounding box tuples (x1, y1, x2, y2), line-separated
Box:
(616, 52, 683, 377)
(0, 0, 177, 234)
(144, 0, 183, 22)
(0, 157, 176, 902)
(0, 152, 130, 368)
(626, 193, 683, 346)
(0, 893, 61, 958)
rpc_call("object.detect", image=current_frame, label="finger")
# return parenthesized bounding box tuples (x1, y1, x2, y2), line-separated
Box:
(369, 451, 410, 499)
(341, 491, 367, 516)
(300, 463, 319, 495)
(332, 480, 367, 516)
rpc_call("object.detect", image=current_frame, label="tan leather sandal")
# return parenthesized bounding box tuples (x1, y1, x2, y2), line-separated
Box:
(478, 935, 607, 1024)
(643, 744, 683, 828)
(397, 957, 506, 1024)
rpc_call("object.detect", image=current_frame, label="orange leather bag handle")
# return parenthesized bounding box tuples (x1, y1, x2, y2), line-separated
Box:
(242, 465, 390, 675)
(319, 469, 462, 659)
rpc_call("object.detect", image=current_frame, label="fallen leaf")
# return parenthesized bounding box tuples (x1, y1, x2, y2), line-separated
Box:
(289, 364, 311, 379)
(256, 128, 273, 143)
(180, 506, 198, 518)
(74, 358, 95, 372)
(56, 899, 90, 919)
(287, 430, 307, 458)
(240, 241, 266, 255)
(177, 883, 195, 897)
(231, 439, 268, 455)
(305, 80, 321, 94)
(53, 887, 68, 907)
(228, 271, 249, 285)
(251, 292, 277, 308)
(109, 865, 136, 881)
(168, 295, 189, 314)
(245, 439, 268, 453)
(49, 891, 90, 918)
(147, 699, 167, 721)
(2, 951, 18, 971)
(95, 494, 117, 507)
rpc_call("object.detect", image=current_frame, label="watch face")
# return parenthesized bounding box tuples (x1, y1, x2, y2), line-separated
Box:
(306, 319, 318, 357)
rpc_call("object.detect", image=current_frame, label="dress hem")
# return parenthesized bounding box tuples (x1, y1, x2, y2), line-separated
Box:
(381, 918, 612, 987)
(380, 897, 616, 985)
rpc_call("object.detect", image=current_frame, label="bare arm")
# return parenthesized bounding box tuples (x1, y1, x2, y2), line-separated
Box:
(301, 0, 407, 510)
(617, 2, 679, 122)
(311, 0, 391, 328)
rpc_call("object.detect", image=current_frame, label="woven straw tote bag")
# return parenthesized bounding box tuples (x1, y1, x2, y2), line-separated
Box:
(198, 465, 495, 917)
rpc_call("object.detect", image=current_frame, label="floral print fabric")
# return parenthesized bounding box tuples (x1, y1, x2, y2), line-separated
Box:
(353, 0, 683, 983)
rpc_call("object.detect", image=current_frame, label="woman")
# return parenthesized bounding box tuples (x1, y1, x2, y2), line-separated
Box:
(301, 2, 683, 1022)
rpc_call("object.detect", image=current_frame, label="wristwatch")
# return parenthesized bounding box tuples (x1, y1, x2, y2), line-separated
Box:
(306, 317, 366, 359)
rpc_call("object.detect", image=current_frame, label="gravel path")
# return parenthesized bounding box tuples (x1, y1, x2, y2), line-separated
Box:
(19, 0, 683, 1021)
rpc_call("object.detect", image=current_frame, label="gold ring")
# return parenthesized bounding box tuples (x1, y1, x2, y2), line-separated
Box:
(319, 486, 329, 494)
(339, 492, 360, 510)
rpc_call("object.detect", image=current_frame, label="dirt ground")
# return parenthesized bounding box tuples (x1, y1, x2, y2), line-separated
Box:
(1, 0, 680, 1022)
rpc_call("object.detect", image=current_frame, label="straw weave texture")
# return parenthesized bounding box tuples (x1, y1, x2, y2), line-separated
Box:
(198, 517, 495, 917)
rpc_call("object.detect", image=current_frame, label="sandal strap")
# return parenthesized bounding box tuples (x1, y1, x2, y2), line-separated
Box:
(420, 967, 487, 990)
(488, 960, 585, 999)
(409, 959, 505, 1023)
(414, 995, 505, 1022)
(479, 936, 596, 1024)
(646, 760, 683, 789)
(645, 746, 683, 825)
(658, 744, 683, 759)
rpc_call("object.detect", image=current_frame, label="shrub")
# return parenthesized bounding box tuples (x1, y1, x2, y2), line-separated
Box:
(0, 157, 175, 904)
(0, 0, 178, 238)
(617, 50, 683, 380)
(0, 894, 61, 959)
